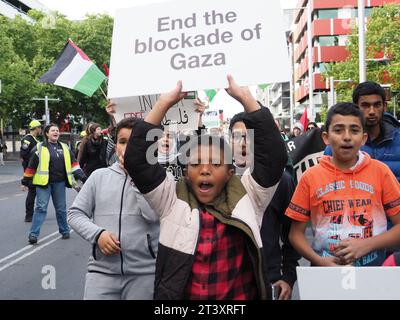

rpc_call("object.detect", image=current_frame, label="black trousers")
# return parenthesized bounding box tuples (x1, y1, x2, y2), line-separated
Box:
(25, 185, 36, 218)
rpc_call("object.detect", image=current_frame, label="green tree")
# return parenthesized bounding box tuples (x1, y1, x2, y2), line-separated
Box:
(0, 11, 114, 130)
(324, 4, 400, 111)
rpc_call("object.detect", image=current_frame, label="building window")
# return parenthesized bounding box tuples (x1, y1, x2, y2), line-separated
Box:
(365, 8, 374, 17)
(317, 9, 338, 19)
(317, 36, 339, 46)
(317, 35, 348, 47)
(317, 8, 373, 20)
(315, 63, 328, 73)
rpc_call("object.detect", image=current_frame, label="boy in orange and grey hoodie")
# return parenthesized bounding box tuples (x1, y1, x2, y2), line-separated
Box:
(286, 102, 400, 267)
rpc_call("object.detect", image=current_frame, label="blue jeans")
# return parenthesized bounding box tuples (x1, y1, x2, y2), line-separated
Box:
(29, 181, 69, 238)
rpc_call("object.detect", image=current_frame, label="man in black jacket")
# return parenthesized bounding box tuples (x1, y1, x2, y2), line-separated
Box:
(230, 112, 300, 300)
(20, 120, 42, 222)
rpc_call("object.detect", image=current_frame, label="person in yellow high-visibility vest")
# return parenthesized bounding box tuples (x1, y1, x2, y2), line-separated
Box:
(20, 119, 42, 222)
(22, 124, 86, 244)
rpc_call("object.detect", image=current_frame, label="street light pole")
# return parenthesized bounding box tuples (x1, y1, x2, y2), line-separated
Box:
(327, 77, 354, 108)
(32, 96, 60, 125)
(288, 33, 295, 133)
(307, 0, 315, 122)
(329, 77, 335, 107)
(358, 0, 367, 82)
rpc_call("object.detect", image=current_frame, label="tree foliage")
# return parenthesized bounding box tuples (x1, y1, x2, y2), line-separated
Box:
(324, 4, 400, 113)
(0, 11, 114, 129)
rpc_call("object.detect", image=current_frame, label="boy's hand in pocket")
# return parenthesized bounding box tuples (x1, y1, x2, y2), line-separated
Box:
(98, 231, 121, 256)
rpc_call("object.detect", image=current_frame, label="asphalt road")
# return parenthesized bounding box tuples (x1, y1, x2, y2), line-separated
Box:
(0, 162, 89, 300)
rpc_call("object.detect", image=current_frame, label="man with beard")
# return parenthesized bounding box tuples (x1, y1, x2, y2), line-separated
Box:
(229, 111, 300, 300)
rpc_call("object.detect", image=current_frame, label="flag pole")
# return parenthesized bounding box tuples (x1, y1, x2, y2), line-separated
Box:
(99, 86, 107, 100)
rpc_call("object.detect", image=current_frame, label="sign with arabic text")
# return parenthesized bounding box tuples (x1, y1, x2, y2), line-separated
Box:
(112, 95, 199, 130)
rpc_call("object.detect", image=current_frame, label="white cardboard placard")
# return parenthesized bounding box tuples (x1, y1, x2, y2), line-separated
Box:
(108, 0, 290, 98)
(112, 95, 200, 130)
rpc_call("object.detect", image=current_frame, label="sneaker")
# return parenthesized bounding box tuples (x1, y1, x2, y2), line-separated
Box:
(24, 216, 32, 223)
(28, 235, 37, 244)
(61, 233, 70, 240)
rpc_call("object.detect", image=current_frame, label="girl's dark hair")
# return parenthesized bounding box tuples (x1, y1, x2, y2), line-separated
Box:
(324, 102, 366, 132)
(115, 117, 143, 142)
(43, 123, 59, 141)
(89, 123, 101, 135)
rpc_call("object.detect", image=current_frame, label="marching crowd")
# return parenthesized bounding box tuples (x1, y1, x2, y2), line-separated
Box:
(18, 76, 400, 300)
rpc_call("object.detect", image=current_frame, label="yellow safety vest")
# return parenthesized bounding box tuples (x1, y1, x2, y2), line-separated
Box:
(33, 142, 72, 186)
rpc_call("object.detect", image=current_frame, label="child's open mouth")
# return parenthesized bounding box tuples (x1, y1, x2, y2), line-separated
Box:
(199, 182, 214, 193)
(340, 145, 353, 150)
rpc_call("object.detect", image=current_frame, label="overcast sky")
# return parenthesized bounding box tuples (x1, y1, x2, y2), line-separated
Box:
(38, 0, 299, 20)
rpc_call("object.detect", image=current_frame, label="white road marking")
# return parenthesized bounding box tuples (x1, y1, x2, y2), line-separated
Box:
(0, 230, 74, 272)
(0, 231, 59, 264)
(0, 194, 23, 201)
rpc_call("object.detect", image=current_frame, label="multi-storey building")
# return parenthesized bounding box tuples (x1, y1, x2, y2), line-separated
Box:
(0, 0, 46, 20)
(291, 0, 400, 121)
(257, 82, 291, 125)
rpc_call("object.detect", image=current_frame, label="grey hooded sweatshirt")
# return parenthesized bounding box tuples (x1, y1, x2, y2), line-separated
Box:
(68, 162, 160, 275)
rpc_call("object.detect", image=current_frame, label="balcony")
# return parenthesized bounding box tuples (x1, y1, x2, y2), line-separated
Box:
(313, 0, 400, 9)
(315, 45, 349, 63)
(294, 45, 349, 81)
(313, 18, 353, 36)
(314, 0, 358, 9)
(294, 33, 308, 62)
(293, 13, 308, 43)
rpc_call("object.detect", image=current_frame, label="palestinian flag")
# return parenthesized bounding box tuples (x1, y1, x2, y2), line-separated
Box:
(258, 84, 269, 90)
(39, 39, 106, 97)
(204, 89, 217, 103)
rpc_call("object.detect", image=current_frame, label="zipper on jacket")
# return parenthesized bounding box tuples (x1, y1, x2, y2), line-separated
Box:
(181, 206, 203, 298)
(146, 234, 156, 259)
(229, 216, 267, 299)
(92, 243, 97, 260)
(207, 208, 268, 300)
(119, 175, 128, 275)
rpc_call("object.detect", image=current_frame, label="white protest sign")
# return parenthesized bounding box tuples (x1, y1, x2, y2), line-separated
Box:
(202, 110, 220, 128)
(108, 0, 290, 98)
(112, 95, 200, 130)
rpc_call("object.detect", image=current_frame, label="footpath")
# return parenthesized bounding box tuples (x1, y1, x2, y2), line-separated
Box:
(0, 154, 22, 185)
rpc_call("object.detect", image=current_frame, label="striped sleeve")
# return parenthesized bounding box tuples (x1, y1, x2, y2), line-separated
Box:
(23, 168, 36, 178)
(21, 152, 39, 186)
(285, 174, 311, 222)
(381, 165, 400, 217)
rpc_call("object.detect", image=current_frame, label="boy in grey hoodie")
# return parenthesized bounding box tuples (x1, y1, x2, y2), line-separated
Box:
(68, 118, 160, 300)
